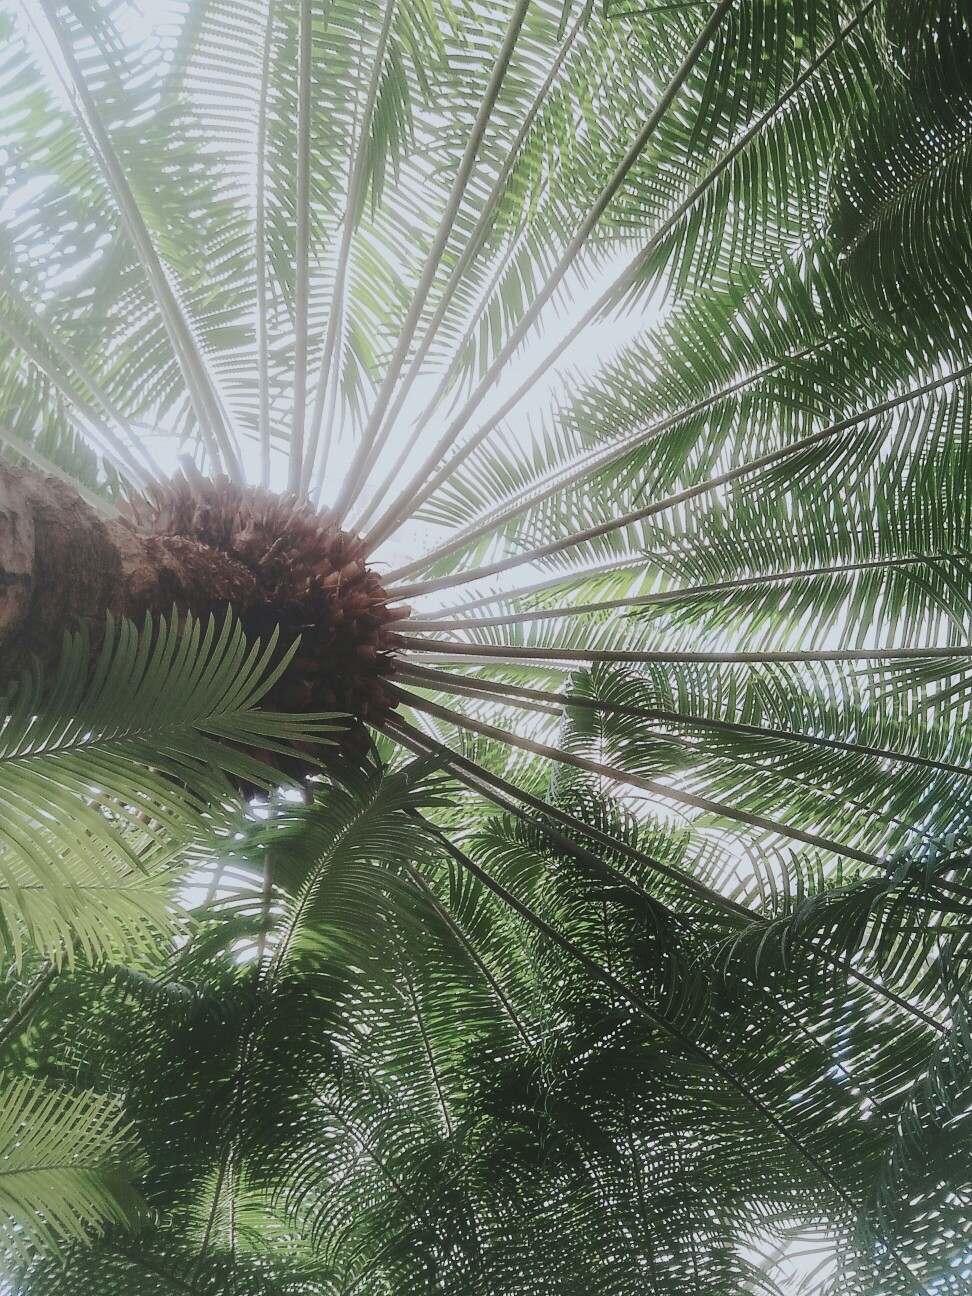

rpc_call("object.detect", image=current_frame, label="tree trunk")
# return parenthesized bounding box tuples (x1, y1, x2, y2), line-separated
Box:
(0, 463, 404, 722)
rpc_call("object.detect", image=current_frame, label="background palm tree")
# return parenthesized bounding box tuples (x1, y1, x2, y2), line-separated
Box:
(0, 0, 971, 1290)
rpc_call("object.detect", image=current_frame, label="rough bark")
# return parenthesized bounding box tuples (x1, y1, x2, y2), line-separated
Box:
(0, 463, 406, 725)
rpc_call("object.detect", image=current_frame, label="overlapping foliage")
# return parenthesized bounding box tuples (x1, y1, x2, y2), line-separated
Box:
(0, 0, 971, 1291)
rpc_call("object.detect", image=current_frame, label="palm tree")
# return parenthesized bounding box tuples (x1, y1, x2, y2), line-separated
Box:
(0, 0, 971, 1289)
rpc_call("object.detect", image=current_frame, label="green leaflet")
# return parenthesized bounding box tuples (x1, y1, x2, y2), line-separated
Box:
(0, 1075, 141, 1273)
(0, 609, 339, 964)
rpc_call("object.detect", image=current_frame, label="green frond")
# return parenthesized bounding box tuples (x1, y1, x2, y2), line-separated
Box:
(0, 609, 338, 963)
(0, 1075, 141, 1272)
(829, 0, 972, 349)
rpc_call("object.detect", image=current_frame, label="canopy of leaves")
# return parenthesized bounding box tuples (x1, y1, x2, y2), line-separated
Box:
(0, 0, 971, 1291)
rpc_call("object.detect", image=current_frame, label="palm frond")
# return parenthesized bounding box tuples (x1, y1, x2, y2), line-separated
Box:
(0, 1075, 141, 1271)
(0, 609, 337, 962)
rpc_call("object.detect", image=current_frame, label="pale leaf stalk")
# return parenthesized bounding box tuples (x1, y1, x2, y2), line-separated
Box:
(288, 0, 314, 491)
(329, 0, 535, 521)
(345, 5, 590, 520)
(383, 712, 756, 920)
(301, 0, 400, 496)
(399, 637, 972, 667)
(383, 342, 824, 581)
(388, 362, 972, 597)
(428, 554, 651, 617)
(385, 714, 946, 1035)
(393, 687, 879, 862)
(33, 0, 245, 482)
(402, 554, 960, 629)
(364, 1, 878, 546)
(363, 0, 736, 545)
(394, 674, 948, 845)
(398, 663, 972, 782)
(256, 0, 277, 487)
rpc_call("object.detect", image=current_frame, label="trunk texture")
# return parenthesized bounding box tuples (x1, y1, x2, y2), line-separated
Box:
(0, 463, 405, 723)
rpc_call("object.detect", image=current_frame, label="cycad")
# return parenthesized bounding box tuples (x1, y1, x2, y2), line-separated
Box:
(1, 0, 972, 1290)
